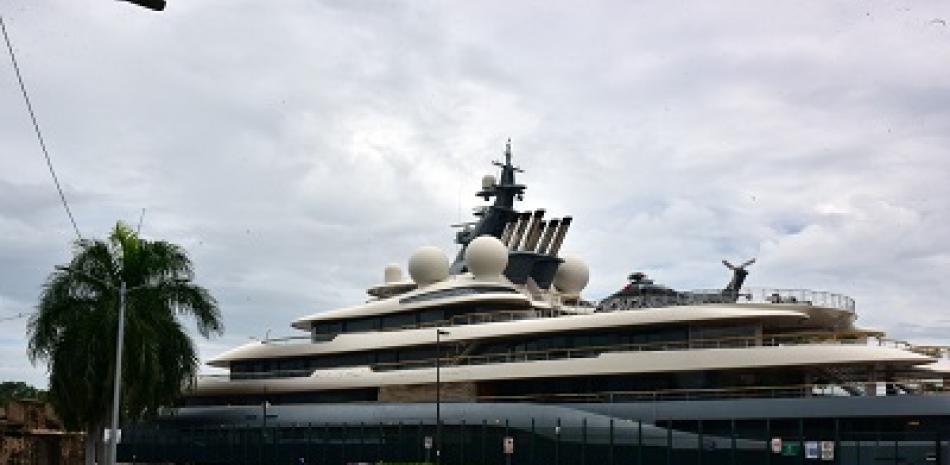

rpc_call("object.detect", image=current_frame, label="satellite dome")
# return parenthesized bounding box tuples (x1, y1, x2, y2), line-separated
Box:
(554, 255, 590, 294)
(408, 246, 450, 286)
(383, 263, 402, 283)
(464, 235, 508, 279)
(481, 174, 497, 190)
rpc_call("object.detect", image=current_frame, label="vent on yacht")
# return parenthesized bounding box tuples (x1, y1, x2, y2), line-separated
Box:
(520, 209, 546, 251)
(547, 216, 572, 256)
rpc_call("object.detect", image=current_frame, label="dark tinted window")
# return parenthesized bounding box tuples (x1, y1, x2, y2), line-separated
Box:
(382, 312, 416, 329)
(344, 317, 380, 333)
(399, 286, 517, 304)
(418, 309, 445, 324)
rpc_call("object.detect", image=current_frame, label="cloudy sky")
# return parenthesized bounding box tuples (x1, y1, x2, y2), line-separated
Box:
(2, 0, 950, 387)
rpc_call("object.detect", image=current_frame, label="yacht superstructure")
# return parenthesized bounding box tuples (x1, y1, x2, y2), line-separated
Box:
(188, 142, 948, 406)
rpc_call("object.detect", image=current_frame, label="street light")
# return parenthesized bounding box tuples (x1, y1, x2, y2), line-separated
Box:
(56, 266, 168, 465)
(435, 328, 450, 465)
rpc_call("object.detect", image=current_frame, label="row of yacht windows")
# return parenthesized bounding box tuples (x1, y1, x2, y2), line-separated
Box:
(398, 286, 518, 304)
(214, 365, 799, 405)
(310, 304, 515, 337)
(232, 323, 760, 379)
(487, 366, 804, 397)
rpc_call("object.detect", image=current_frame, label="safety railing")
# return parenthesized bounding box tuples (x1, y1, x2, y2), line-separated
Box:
(200, 329, 887, 381)
(478, 380, 950, 403)
(369, 330, 877, 372)
(598, 287, 856, 313)
(740, 288, 856, 312)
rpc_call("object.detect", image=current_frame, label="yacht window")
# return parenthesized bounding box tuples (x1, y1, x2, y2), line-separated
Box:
(278, 359, 306, 371)
(344, 317, 380, 333)
(314, 321, 343, 334)
(690, 324, 758, 340)
(399, 286, 517, 304)
(382, 312, 416, 330)
(376, 351, 397, 365)
(398, 346, 437, 362)
(418, 309, 445, 324)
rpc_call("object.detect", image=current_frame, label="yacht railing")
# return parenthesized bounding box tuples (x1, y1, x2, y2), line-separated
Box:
(269, 288, 856, 346)
(301, 309, 565, 341)
(210, 330, 898, 380)
(739, 287, 856, 312)
(370, 330, 879, 372)
(598, 287, 855, 313)
(477, 380, 949, 403)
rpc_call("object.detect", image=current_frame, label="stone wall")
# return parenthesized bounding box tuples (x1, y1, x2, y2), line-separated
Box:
(0, 400, 84, 465)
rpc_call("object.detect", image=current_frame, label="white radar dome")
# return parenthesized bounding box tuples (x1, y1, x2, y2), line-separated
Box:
(464, 235, 508, 279)
(481, 174, 497, 190)
(383, 263, 402, 283)
(408, 246, 450, 286)
(554, 255, 590, 294)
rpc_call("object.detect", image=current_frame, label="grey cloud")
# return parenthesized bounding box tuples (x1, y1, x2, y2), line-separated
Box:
(2, 0, 950, 388)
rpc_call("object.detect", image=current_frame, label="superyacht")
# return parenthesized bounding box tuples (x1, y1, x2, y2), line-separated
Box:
(190, 141, 946, 405)
(131, 141, 950, 465)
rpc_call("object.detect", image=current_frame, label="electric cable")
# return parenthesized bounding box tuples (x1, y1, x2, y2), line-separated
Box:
(1, 15, 83, 240)
(0, 312, 33, 323)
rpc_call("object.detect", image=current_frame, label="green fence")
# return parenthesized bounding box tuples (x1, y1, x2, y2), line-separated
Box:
(118, 417, 947, 465)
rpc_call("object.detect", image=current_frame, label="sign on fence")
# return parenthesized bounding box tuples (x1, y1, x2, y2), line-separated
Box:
(503, 436, 514, 454)
(424, 435, 433, 450)
(820, 441, 835, 461)
(771, 437, 782, 454)
(781, 443, 800, 456)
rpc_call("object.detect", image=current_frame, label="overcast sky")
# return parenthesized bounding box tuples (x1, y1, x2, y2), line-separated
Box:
(2, 0, 950, 387)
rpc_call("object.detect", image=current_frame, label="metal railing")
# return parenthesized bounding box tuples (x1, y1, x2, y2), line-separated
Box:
(267, 289, 855, 346)
(369, 330, 877, 372)
(201, 327, 896, 381)
(300, 309, 566, 341)
(597, 287, 856, 313)
(740, 287, 856, 312)
(200, 330, 887, 380)
(478, 380, 949, 403)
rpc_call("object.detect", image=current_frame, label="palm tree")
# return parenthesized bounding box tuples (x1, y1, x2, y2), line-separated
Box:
(27, 222, 223, 465)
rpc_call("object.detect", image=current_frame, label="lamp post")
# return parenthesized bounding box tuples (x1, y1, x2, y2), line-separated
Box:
(435, 329, 450, 465)
(108, 279, 127, 465)
(57, 266, 168, 465)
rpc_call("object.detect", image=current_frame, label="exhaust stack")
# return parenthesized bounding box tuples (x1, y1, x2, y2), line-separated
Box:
(521, 209, 546, 251)
(499, 220, 516, 246)
(536, 218, 560, 253)
(508, 212, 532, 250)
(546, 216, 572, 256)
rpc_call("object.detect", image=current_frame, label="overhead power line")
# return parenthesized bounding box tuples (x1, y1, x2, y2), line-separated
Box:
(1, 16, 83, 240)
(0, 312, 33, 323)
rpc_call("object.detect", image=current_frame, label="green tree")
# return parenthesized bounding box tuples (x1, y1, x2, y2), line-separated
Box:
(27, 222, 223, 464)
(0, 381, 48, 404)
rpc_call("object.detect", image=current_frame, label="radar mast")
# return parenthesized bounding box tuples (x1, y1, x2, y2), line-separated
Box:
(449, 139, 526, 273)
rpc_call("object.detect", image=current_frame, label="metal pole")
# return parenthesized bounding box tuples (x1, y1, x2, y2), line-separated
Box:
(436, 329, 441, 464)
(108, 280, 127, 465)
(436, 329, 449, 464)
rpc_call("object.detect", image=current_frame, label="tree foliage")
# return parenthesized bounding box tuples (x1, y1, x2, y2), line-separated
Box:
(27, 222, 223, 431)
(0, 381, 48, 405)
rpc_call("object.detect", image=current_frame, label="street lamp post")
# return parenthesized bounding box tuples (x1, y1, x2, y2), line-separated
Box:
(57, 266, 166, 465)
(108, 280, 127, 465)
(435, 329, 450, 465)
